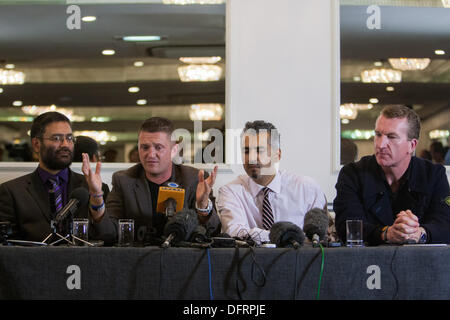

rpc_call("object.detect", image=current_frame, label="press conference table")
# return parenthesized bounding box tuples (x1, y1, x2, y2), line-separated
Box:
(0, 244, 449, 300)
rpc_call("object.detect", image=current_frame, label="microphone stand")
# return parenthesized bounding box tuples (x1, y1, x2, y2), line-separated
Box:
(42, 215, 95, 247)
(42, 219, 73, 246)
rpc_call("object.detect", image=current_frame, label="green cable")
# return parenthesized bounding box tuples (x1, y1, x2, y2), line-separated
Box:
(316, 243, 325, 300)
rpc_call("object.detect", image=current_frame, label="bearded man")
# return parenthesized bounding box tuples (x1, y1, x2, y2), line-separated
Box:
(0, 112, 109, 242)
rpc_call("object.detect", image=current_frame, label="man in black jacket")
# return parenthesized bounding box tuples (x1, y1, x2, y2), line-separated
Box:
(334, 105, 450, 245)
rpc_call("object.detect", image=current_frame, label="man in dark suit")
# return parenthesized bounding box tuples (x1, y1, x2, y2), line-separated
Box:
(84, 117, 221, 245)
(334, 105, 450, 245)
(0, 112, 109, 243)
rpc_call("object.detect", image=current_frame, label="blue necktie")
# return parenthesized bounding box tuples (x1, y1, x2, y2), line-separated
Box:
(48, 177, 63, 219)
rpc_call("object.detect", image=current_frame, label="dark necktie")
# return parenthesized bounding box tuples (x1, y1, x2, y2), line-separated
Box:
(262, 187, 274, 230)
(48, 177, 63, 218)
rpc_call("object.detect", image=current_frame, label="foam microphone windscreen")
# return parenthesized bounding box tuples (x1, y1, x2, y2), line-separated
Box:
(269, 221, 305, 247)
(72, 187, 90, 205)
(163, 209, 198, 242)
(303, 208, 329, 241)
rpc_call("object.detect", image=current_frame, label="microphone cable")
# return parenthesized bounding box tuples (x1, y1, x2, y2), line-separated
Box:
(316, 243, 325, 300)
(206, 247, 214, 300)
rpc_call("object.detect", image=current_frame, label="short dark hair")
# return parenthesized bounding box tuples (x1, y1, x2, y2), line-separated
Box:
(73, 136, 99, 162)
(139, 117, 174, 135)
(30, 111, 72, 140)
(242, 120, 280, 149)
(380, 105, 421, 140)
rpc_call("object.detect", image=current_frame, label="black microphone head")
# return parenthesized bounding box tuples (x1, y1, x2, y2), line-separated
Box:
(269, 221, 305, 247)
(190, 225, 208, 243)
(70, 187, 90, 205)
(303, 208, 329, 241)
(163, 209, 198, 242)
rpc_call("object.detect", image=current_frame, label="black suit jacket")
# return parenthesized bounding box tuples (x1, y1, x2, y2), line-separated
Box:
(0, 168, 109, 242)
(93, 163, 221, 245)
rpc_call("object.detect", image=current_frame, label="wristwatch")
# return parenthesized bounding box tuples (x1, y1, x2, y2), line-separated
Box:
(418, 228, 427, 244)
(195, 198, 213, 216)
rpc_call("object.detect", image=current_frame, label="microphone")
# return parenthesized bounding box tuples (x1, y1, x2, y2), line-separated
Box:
(156, 182, 185, 218)
(54, 188, 89, 225)
(303, 208, 329, 247)
(162, 209, 198, 248)
(269, 221, 305, 249)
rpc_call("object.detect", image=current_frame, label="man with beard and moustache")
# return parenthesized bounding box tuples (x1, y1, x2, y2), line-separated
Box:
(334, 105, 450, 245)
(217, 121, 327, 244)
(0, 112, 109, 242)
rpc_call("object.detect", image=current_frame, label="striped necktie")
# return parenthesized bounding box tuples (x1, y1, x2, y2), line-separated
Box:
(262, 187, 274, 230)
(48, 177, 63, 218)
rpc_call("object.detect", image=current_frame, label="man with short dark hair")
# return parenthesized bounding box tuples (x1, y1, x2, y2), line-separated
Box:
(217, 120, 327, 243)
(0, 111, 109, 242)
(73, 135, 101, 162)
(83, 117, 221, 245)
(334, 105, 450, 245)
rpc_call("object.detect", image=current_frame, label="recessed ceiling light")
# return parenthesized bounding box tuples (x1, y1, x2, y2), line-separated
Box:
(133, 61, 144, 67)
(13, 100, 23, 107)
(122, 36, 161, 42)
(435, 49, 446, 55)
(179, 56, 222, 64)
(102, 49, 115, 56)
(386, 86, 395, 92)
(128, 86, 140, 93)
(353, 76, 361, 82)
(0, 88, 3, 93)
(137, 99, 147, 105)
(5, 64, 15, 69)
(341, 119, 350, 124)
(82, 16, 96, 22)
(374, 61, 383, 67)
(369, 98, 379, 104)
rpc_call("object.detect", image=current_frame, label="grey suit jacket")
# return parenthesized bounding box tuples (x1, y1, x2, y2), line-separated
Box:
(93, 163, 221, 245)
(0, 168, 109, 242)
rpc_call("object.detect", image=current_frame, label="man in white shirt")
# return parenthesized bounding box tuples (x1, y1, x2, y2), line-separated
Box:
(217, 120, 327, 243)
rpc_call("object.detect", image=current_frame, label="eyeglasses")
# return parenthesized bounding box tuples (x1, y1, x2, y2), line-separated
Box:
(39, 134, 76, 144)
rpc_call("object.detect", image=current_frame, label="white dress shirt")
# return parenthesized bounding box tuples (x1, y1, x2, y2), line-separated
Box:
(217, 170, 327, 243)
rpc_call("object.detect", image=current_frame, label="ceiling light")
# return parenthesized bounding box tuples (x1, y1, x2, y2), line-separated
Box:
(361, 68, 402, 83)
(341, 119, 350, 124)
(137, 99, 147, 105)
(342, 130, 375, 140)
(134, 61, 144, 67)
(340, 104, 358, 120)
(386, 86, 395, 92)
(128, 86, 140, 93)
(374, 61, 383, 67)
(442, 0, 450, 8)
(434, 49, 446, 55)
(102, 49, 115, 56)
(189, 104, 224, 121)
(342, 103, 373, 111)
(82, 16, 96, 22)
(163, 0, 225, 4)
(388, 58, 430, 71)
(0, 69, 25, 85)
(179, 56, 222, 64)
(178, 64, 222, 82)
(429, 130, 449, 139)
(353, 76, 361, 82)
(369, 98, 379, 104)
(5, 64, 15, 69)
(0, 88, 3, 93)
(13, 100, 23, 107)
(122, 36, 161, 42)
